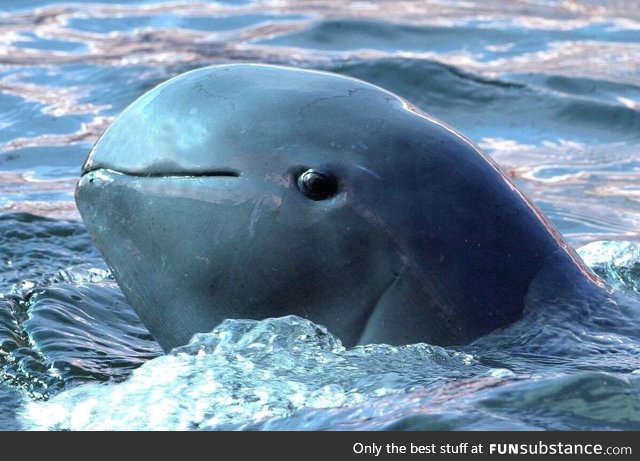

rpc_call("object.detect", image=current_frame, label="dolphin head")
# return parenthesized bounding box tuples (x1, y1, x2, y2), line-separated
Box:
(76, 64, 600, 352)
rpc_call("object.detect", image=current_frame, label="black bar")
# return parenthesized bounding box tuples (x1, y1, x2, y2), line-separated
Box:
(7, 431, 637, 460)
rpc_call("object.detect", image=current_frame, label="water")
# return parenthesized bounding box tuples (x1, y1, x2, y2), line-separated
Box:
(1, 0, 640, 430)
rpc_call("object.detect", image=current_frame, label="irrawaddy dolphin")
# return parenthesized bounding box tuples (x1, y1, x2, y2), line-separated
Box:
(75, 63, 608, 352)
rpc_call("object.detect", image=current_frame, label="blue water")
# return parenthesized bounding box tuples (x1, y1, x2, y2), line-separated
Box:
(1, 0, 640, 430)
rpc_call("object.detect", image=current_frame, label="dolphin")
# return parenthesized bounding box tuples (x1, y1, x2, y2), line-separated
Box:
(75, 63, 607, 352)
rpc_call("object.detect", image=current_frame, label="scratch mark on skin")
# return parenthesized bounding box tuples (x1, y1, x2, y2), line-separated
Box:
(297, 88, 364, 124)
(249, 196, 265, 239)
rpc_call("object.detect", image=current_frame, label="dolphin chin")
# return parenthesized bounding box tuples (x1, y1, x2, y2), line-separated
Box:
(75, 63, 608, 352)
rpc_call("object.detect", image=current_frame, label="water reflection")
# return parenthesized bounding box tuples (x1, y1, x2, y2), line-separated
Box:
(0, 1, 638, 243)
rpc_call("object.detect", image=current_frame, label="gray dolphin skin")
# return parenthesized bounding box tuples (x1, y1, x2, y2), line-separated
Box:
(75, 63, 607, 352)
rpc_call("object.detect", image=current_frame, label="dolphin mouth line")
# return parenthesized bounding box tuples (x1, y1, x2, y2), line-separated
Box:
(82, 167, 242, 179)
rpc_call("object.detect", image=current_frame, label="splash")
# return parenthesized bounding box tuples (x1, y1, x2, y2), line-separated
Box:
(17, 239, 640, 431)
(578, 240, 640, 294)
(22, 315, 476, 430)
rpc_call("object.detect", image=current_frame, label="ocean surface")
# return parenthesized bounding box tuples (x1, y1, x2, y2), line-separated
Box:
(1, 0, 640, 430)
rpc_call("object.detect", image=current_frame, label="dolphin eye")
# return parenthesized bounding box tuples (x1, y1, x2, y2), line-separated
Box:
(296, 169, 338, 201)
